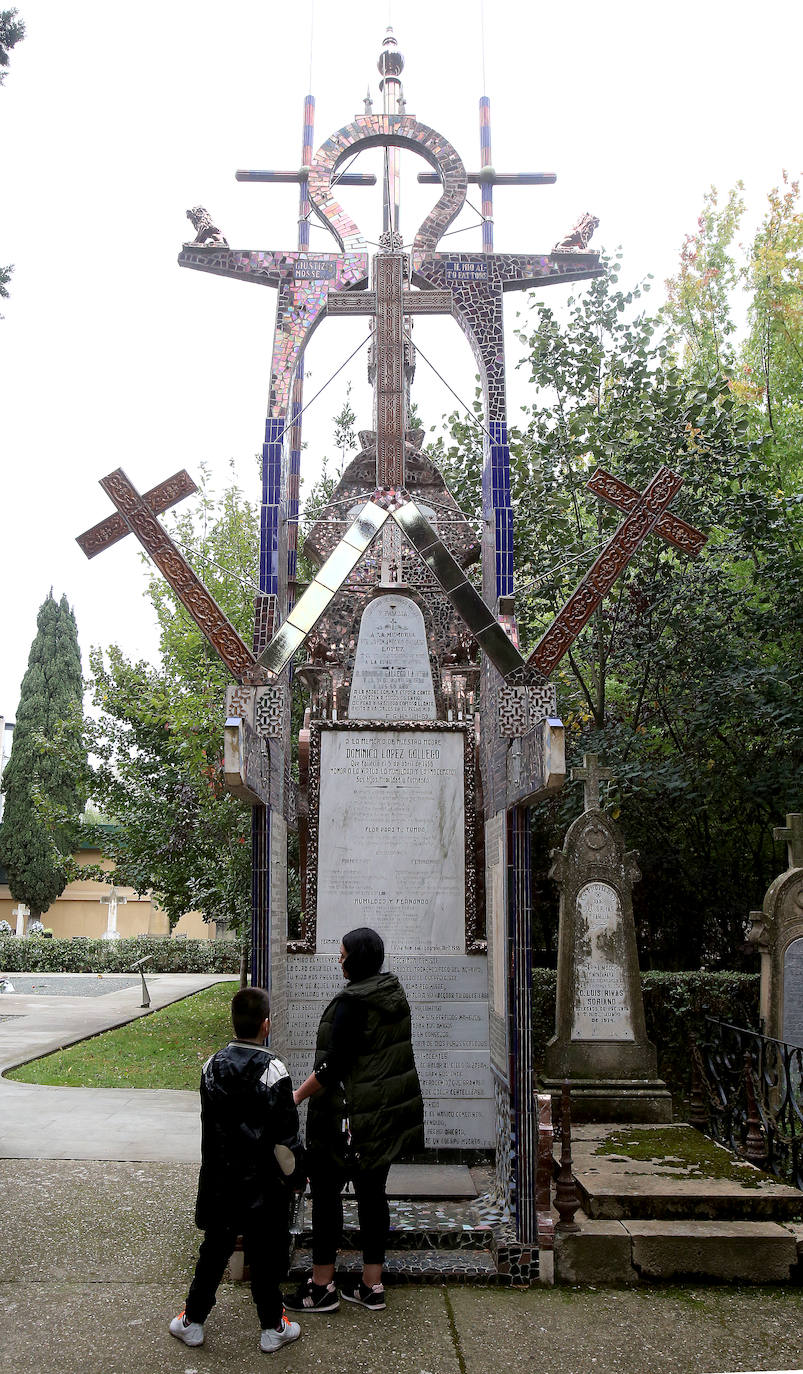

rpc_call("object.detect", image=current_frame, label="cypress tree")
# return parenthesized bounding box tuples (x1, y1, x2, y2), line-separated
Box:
(0, 592, 87, 918)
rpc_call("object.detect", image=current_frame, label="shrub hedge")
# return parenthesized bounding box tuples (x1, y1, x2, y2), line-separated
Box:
(534, 968, 760, 1111)
(0, 935, 243, 974)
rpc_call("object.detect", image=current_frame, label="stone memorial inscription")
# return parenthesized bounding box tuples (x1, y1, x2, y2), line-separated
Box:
(348, 596, 436, 721)
(286, 954, 494, 1148)
(571, 881, 635, 1042)
(783, 938, 803, 1049)
(316, 730, 465, 954)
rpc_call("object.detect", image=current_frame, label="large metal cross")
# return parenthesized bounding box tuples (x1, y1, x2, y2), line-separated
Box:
(327, 249, 452, 487)
(76, 468, 262, 684)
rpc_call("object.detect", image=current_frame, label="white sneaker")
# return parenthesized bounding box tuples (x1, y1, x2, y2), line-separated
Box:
(260, 1313, 301, 1353)
(169, 1310, 204, 1347)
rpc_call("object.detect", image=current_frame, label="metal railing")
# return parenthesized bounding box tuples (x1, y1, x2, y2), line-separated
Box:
(693, 1016, 803, 1190)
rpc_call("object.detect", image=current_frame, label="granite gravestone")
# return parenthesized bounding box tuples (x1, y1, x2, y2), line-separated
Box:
(541, 753, 671, 1121)
(748, 814, 803, 1045)
(285, 589, 494, 1151)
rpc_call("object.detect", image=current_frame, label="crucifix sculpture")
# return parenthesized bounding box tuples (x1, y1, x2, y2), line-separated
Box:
(570, 753, 617, 812)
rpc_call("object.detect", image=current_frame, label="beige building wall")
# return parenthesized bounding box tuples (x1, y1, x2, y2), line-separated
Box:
(0, 846, 215, 940)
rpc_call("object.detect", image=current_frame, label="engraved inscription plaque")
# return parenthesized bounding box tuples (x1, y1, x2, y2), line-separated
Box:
(315, 730, 465, 955)
(571, 881, 635, 1042)
(286, 954, 493, 1148)
(783, 938, 803, 1049)
(348, 595, 436, 721)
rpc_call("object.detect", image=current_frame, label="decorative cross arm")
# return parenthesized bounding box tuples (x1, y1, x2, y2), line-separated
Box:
(586, 468, 707, 559)
(76, 470, 198, 559)
(77, 468, 262, 684)
(527, 466, 704, 677)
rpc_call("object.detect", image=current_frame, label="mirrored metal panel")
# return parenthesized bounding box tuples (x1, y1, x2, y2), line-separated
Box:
(420, 543, 466, 592)
(449, 580, 495, 632)
(392, 502, 439, 553)
(343, 500, 390, 551)
(315, 541, 364, 592)
(476, 622, 526, 677)
(257, 621, 307, 675)
(287, 580, 334, 634)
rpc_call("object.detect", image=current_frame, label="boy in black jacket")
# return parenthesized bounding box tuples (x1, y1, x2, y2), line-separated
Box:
(170, 986, 303, 1355)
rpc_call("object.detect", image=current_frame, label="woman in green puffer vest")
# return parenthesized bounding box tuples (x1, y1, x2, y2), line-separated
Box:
(287, 927, 423, 1314)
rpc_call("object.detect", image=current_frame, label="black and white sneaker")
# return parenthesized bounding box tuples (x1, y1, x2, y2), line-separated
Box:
(340, 1280, 386, 1311)
(284, 1277, 340, 1313)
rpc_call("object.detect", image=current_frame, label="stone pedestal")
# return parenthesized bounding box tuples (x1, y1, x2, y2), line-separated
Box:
(541, 809, 671, 1122)
(748, 815, 803, 1046)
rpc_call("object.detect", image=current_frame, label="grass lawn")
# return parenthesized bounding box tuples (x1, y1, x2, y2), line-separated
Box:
(7, 981, 236, 1089)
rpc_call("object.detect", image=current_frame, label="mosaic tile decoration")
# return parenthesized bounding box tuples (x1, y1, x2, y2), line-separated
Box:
(254, 685, 285, 738)
(496, 683, 557, 737)
(226, 685, 255, 725)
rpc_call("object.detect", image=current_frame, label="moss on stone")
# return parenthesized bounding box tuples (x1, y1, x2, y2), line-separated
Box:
(595, 1126, 767, 1187)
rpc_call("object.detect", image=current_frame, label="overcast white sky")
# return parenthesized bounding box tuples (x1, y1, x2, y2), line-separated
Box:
(1, 0, 800, 721)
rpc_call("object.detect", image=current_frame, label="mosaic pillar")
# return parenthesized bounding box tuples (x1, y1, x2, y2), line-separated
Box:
(260, 416, 285, 598)
(508, 802, 536, 1243)
(251, 804, 271, 991)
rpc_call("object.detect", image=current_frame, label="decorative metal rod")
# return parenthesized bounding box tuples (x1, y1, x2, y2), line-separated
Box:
(417, 171, 556, 185)
(554, 1081, 582, 1233)
(235, 170, 376, 185)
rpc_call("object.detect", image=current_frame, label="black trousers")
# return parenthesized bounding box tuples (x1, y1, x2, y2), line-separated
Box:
(185, 1208, 289, 1330)
(309, 1159, 391, 1267)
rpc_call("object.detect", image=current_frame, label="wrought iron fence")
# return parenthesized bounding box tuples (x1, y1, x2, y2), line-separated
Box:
(692, 1017, 803, 1190)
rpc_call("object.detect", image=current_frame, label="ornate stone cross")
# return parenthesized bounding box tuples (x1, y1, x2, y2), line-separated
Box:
(775, 814, 803, 870)
(570, 752, 616, 812)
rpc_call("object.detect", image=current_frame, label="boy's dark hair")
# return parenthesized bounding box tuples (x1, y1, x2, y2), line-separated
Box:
(231, 986, 270, 1038)
(342, 926, 385, 982)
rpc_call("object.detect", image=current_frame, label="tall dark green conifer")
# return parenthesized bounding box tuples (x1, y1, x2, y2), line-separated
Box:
(0, 592, 87, 917)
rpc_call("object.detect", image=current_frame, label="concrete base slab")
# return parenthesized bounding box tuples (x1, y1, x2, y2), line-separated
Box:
(541, 1078, 673, 1122)
(554, 1219, 637, 1284)
(386, 1164, 477, 1197)
(626, 1219, 798, 1282)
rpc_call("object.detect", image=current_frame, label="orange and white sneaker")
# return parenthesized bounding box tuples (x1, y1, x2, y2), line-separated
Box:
(260, 1312, 301, 1353)
(169, 1310, 204, 1346)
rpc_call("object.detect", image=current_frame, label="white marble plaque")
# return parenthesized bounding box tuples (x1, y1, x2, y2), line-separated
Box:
(783, 938, 803, 1048)
(315, 730, 465, 955)
(348, 596, 436, 721)
(285, 953, 493, 1148)
(571, 881, 635, 1042)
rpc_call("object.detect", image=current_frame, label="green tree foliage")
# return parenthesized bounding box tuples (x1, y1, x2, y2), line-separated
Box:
(86, 472, 257, 932)
(437, 256, 802, 968)
(1, 9, 25, 305)
(0, 593, 87, 917)
(0, 8, 24, 83)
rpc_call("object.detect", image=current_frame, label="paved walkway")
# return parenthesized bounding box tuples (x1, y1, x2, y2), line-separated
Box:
(2, 978, 803, 1372)
(2, 1159, 803, 1374)
(0, 973, 237, 1161)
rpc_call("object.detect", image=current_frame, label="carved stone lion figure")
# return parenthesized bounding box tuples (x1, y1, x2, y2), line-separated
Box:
(185, 206, 229, 248)
(552, 212, 600, 253)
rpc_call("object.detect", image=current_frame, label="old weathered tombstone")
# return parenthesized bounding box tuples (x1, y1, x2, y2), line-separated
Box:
(748, 814, 803, 1045)
(541, 753, 671, 1121)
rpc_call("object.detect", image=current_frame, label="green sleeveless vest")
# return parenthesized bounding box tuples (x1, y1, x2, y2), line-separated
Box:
(306, 972, 424, 1171)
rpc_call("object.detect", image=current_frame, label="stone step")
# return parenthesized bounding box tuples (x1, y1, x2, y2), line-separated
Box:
(563, 1123, 803, 1222)
(554, 1217, 800, 1285)
(289, 1247, 501, 1285)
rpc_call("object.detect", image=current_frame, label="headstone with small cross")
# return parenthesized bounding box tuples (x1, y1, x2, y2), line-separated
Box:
(542, 752, 670, 1120)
